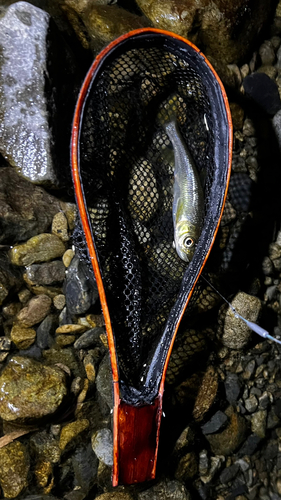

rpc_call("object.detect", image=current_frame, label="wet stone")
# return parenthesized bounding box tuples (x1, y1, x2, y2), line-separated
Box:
(36, 314, 57, 349)
(0, 168, 61, 244)
(72, 443, 98, 492)
(0, 441, 30, 498)
(251, 410, 267, 438)
(83, 353, 96, 382)
(25, 261, 65, 286)
(56, 324, 86, 335)
(96, 354, 113, 410)
(59, 419, 89, 451)
(51, 211, 69, 242)
(18, 288, 32, 303)
(193, 366, 218, 421)
(220, 292, 262, 349)
(10, 233, 66, 266)
(91, 428, 113, 466)
(0, 252, 23, 305)
(74, 327, 104, 349)
(95, 493, 134, 500)
(56, 334, 76, 347)
(11, 323, 36, 349)
(63, 248, 75, 268)
(64, 254, 98, 315)
(0, 356, 67, 422)
(237, 433, 262, 457)
(206, 411, 247, 456)
(225, 373, 241, 404)
(220, 463, 240, 484)
(245, 394, 259, 413)
(201, 410, 228, 435)
(17, 294, 52, 327)
(53, 294, 66, 310)
(138, 479, 190, 500)
(30, 429, 61, 464)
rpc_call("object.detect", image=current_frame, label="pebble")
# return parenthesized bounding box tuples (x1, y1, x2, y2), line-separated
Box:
(36, 314, 57, 349)
(0, 441, 30, 498)
(51, 212, 69, 242)
(95, 493, 134, 500)
(225, 373, 241, 404)
(18, 288, 32, 304)
(10, 233, 66, 266)
(251, 410, 267, 438)
(59, 419, 89, 451)
(56, 334, 76, 347)
(237, 434, 262, 457)
(91, 428, 113, 466)
(53, 294, 66, 310)
(64, 254, 98, 315)
(71, 443, 98, 492)
(137, 479, 190, 500)
(0, 356, 67, 422)
(74, 327, 105, 349)
(17, 294, 52, 327)
(259, 40, 276, 65)
(30, 429, 61, 465)
(206, 410, 247, 455)
(193, 366, 218, 421)
(243, 119, 256, 137)
(244, 394, 259, 413)
(83, 353, 96, 382)
(220, 292, 262, 349)
(63, 248, 75, 268)
(56, 324, 86, 335)
(201, 410, 228, 435)
(219, 463, 240, 484)
(11, 323, 36, 349)
(24, 260, 65, 286)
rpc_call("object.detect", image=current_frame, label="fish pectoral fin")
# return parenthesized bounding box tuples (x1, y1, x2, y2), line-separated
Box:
(172, 241, 176, 249)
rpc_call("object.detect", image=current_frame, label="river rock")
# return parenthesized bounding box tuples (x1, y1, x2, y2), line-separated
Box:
(51, 212, 69, 242)
(10, 233, 65, 266)
(206, 410, 247, 455)
(11, 323, 36, 349)
(91, 428, 113, 466)
(193, 366, 219, 421)
(64, 254, 98, 315)
(218, 292, 262, 349)
(74, 327, 104, 349)
(0, 168, 61, 244)
(0, 1, 81, 186)
(25, 261, 65, 286)
(36, 314, 57, 349)
(96, 354, 113, 410)
(174, 452, 198, 481)
(71, 443, 98, 492)
(17, 294, 52, 327)
(0, 356, 67, 422)
(225, 373, 241, 404)
(59, 419, 89, 451)
(0, 441, 30, 498)
(201, 410, 228, 435)
(138, 479, 190, 500)
(65, 4, 150, 54)
(135, 0, 275, 83)
(95, 493, 134, 500)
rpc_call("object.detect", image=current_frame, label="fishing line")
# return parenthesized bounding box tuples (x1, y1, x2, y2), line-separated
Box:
(200, 274, 281, 346)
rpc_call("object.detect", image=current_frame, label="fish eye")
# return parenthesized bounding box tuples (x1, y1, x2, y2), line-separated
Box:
(183, 237, 194, 249)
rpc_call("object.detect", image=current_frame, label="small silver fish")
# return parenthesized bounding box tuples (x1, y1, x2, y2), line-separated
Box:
(163, 119, 204, 262)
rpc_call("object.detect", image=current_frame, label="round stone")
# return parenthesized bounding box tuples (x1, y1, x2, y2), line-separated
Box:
(0, 356, 67, 422)
(91, 428, 113, 466)
(59, 419, 89, 451)
(10, 233, 66, 266)
(16, 294, 52, 327)
(52, 211, 69, 242)
(10, 323, 36, 349)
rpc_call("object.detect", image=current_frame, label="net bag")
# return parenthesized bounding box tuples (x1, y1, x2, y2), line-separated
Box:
(71, 28, 232, 485)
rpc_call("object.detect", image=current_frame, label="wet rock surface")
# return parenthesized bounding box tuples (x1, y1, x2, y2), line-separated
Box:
(0, 356, 67, 422)
(0, 1, 81, 186)
(0, 441, 30, 498)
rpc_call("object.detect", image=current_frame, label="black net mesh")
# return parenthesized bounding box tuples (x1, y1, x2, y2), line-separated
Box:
(75, 32, 231, 405)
